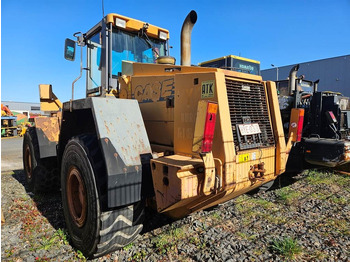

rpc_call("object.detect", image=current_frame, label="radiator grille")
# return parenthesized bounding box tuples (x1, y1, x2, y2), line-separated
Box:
(225, 77, 275, 152)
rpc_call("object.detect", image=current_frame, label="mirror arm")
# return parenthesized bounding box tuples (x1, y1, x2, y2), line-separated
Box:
(70, 44, 84, 112)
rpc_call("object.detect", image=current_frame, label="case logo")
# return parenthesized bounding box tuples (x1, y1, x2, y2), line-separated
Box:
(201, 80, 215, 98)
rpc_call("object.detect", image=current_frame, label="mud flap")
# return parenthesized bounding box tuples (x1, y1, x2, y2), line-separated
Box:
(90, 98, 152, 208)
(34, 117, 60, 158)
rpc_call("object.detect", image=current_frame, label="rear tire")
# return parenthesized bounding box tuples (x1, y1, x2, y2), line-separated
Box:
(257, 180, 275, 192)
(61, 135, 144, 258)
(22, 127, 59, 193)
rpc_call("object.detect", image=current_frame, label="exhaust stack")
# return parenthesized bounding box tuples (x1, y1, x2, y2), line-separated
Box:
(181, 10, 197, 66)
(313, 79, 320, 93)
(288, 64, 300, 94)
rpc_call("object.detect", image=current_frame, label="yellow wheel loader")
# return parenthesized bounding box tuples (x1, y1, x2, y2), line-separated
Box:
(22, 10, 303, 258)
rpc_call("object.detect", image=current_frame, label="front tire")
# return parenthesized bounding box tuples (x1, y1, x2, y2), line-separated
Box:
(61, 135, 144, 258)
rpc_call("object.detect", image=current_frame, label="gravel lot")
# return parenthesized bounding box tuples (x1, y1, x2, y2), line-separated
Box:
(1, 137, 349, 261)
(1, 168, 349, 261)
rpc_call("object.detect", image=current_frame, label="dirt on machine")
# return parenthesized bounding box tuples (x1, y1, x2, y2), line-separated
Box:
(22, 11, 303, 258)
(199, 56, 350, 173)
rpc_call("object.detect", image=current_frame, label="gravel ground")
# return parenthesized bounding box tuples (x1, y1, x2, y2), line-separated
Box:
(1, 169, 349, 261)
(1, 137, 23, 172)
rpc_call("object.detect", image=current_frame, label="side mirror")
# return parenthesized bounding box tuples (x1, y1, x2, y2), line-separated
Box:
(64, 38, 76, 61)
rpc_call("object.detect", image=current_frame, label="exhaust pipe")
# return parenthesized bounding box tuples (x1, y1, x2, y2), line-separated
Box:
(288, 64, 300, 94)
(181, 10, 197, 66)
(313, 79, 320, 93)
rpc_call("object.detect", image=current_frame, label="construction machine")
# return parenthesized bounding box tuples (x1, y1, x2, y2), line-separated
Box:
(23, 11, 302, 258)
(199, 55, 261, 75)
(276, 65, 350, 171)
(200, 56, 350, 172)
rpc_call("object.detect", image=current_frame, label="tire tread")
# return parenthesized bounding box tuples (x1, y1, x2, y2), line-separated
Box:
(63, 135, 144, 258)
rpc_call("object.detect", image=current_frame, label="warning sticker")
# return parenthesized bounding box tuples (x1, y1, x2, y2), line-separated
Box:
(238, 153, 250, 163)
(201, 80, 215, 98)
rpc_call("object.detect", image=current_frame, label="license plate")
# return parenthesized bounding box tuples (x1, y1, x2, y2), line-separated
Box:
(238, 123, 261, 136)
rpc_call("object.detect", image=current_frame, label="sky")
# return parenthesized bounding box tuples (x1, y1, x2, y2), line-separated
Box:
(1, 0, 350, 103)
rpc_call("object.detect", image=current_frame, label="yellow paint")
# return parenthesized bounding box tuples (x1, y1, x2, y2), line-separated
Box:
(266, 81, 288, 175)
(106, 13, 169, 40)
(39, 84, 62, 112)
(121, 60, 289, 218)
(192, 100, 210, 153)
(198, 54, 260, 66)
(238, 153, 250, 163)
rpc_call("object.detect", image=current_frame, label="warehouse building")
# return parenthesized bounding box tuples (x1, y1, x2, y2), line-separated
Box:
(261, 55, 350, 97)
(1, 101, 43, 116)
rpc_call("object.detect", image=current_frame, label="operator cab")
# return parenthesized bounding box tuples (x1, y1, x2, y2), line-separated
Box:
(276, 78, 315, 97)
(64, 13, 172, 97)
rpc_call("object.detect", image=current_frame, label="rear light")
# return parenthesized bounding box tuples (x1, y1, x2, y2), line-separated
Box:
(288, 108, 305, 143)
(296, 109, 304, 142)
(326, 111, 338, 124)
(201, 102, 218, 153)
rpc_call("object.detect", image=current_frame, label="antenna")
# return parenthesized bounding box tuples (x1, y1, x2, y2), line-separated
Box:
(102, 0, 105, 19)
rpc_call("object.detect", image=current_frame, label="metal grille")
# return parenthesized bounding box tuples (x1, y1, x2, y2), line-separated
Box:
(225, 77, 275, 152)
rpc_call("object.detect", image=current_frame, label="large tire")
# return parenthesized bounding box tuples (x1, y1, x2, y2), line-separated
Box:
(22, 127, 59, 193)
(257, 179, 275, 192)
(61, 135, 144, 258)
(247, 180, 275, 195)
(23, 127, 39, 191)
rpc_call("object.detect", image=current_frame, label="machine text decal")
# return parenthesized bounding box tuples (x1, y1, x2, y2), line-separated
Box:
(133, 78, 174, 103)
(201, 80, 215, 98)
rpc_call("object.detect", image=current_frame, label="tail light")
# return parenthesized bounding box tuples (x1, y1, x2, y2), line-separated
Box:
(296, 109, 304, 142)
(202, 102, 218, 153)
(192, 101, 218, 154)
(288, 108, 305, 143)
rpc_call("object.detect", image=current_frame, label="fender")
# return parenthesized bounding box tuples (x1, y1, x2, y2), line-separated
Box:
(60, 97, 152, 208)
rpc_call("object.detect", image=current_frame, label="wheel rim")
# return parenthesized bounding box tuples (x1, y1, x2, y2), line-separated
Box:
(67, 166, 87, 228)
(24, 145, 32, 179)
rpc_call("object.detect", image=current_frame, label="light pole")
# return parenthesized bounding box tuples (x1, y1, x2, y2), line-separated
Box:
(271, 64, 279, 81)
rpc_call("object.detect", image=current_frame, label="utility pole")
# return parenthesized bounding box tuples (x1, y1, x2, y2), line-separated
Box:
(271, 64, 279, 81)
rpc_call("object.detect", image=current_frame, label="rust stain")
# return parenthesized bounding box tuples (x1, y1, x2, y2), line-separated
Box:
(104, 138, 109, 144)
(35, 117, 60, 142)
(104, 121, 111, 134)
(114, 153, 118, 158)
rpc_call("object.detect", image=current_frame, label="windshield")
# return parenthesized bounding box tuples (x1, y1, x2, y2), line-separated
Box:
(231, 58, 260, 75)
(111, 29, 167, 76)
(298, 80, 314, 94)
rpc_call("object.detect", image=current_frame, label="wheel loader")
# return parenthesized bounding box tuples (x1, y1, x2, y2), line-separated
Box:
(22, 11, 303, 258)
(276, 65, 350, 172)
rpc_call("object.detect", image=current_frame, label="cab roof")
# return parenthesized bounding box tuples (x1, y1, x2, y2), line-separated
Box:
(106, 13, 170, 40)
(198, 55, 260, 66)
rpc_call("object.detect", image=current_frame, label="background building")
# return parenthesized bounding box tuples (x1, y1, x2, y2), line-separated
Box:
(1, 101, 43, 116)
(261, 55, 350, 97)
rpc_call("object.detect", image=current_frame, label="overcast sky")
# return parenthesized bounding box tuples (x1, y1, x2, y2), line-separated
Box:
(2, 0, 350, 102)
